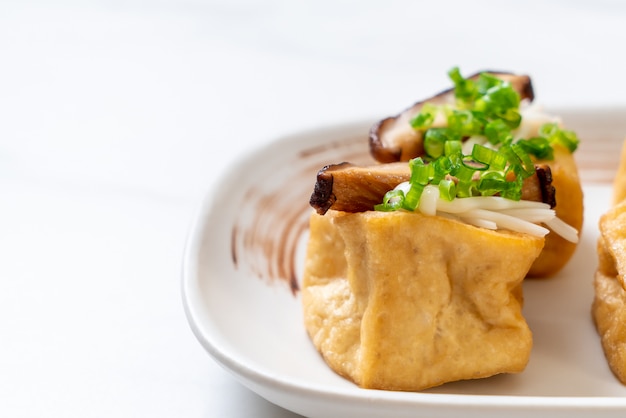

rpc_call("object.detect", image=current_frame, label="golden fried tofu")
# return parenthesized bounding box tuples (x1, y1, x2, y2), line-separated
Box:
(528, 144, 584, 277)
(302, 210, 544, 391)
(593, 200, 626, 384)
(592, 138, 626, 384)
(613, 139, 626, 205)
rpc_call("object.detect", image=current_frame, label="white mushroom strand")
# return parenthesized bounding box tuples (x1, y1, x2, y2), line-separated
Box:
(394, 183, 578, 243)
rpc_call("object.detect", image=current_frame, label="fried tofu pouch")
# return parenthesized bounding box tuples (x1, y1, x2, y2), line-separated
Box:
(302, 210, 544, 391)
(528, 143, 584, 277)
(593, 208, 626, 383)
(612, 138, 626, 205)
(592, 139, 626, 383)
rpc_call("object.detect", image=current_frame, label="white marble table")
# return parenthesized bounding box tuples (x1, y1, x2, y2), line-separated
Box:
(2, 1, 626, 416)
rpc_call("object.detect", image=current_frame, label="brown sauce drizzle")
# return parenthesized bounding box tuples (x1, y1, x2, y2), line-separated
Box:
(230, 134, 373, 296)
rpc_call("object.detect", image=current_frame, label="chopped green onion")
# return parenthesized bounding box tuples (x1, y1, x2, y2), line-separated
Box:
(474, 83, 521, 128)
(480, 170, 506, 181)
(484, 119, 512, 145)
(410, 103, 439, 130)
(477, 175, 506, 196)
(444, 140, 463, 157)
(438, 179, 456, 201)
(512, 143, 536, 178)
(500, 176, 523, 201)
(471, 144, 507, 171)
(377, 67, 582, 215)
(409, 157, 432, 185)
(538, 123, 558, 138)
(410, 113, 433, 130)
(476, 171, 522, 198)
(455, 180, 474, 198)
(375, 189, 405, 211)
(476, 72, 504, 94)
(502, 143, 535, 179)
(432, 156, 452, 183)
(448, 67, 477, 104)
(423, 128, 451, 158)
(556, 129, 580, 152)
(462, 159, 489, 171)
(539, 123, 580, 152)
(403, 183, 424, 211)
(447, 110, 484, 137)
(500, 108, 522, 129)
(452, 163, 475, 183)
(448, 66, 465, 86)
(516, 137, 554, 160)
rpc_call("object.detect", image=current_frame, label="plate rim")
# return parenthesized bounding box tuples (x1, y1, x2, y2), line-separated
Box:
(182, 109, 626, 416)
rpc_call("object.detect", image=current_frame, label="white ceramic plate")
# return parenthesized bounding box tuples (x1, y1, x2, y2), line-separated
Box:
(183, 108, 626, 418)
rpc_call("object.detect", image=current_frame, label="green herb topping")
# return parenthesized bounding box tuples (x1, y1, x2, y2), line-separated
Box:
(377, 67, 580, 214)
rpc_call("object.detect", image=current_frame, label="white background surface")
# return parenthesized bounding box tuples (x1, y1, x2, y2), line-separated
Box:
(1, 1, 625, 417)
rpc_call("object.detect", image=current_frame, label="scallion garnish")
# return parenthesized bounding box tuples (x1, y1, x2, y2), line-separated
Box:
(484, 119, 513, 146)
(462, 159, 489, 171)
(375, 189, 405, 212)
(447, 110, 485, 137)
(516, 137, 554, 160)
(471, 144, 507, 171)
(375, 67, 581, 242)
(409, 103, 439, 130)
(538, 123, 580, 153)
(409, 158, 432, 185)
(411, 67, 578, 162)
(502, 143, 536, 179)
(438, 179, 456, 201)
(423, 128, 450, 158)
(448, 67, 477, 103)
(444, 140, 462, 157)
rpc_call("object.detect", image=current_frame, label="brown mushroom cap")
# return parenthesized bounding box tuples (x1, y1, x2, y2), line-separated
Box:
(369, 71, 535, 163)
(309, 162, 410, 215)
